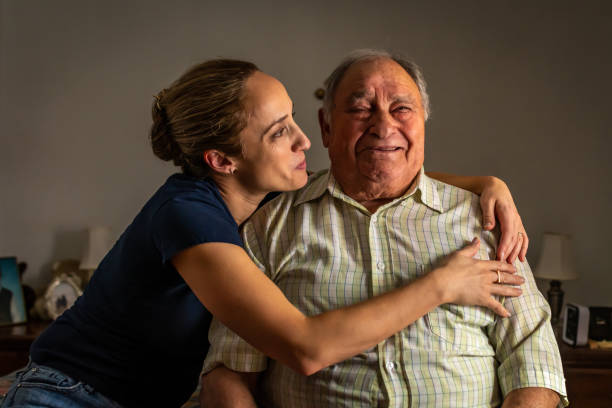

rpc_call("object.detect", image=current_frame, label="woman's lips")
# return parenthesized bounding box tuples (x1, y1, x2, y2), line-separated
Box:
(296, 159, 307, 170)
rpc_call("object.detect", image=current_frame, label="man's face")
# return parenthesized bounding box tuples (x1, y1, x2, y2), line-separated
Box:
(320, 58, 426, 200)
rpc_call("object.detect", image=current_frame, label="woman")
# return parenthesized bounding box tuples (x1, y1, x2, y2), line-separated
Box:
(2, 59, 526, 408)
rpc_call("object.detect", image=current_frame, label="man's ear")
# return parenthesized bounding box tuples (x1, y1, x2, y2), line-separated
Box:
(318, 108, 331, 148)
(203, 150, 236, 175)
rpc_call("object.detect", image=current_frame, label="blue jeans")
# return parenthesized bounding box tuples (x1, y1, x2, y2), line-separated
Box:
(1, 361, 123, 408)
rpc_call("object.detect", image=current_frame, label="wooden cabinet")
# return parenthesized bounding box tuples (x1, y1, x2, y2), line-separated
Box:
(559, 340, 612, 407)
(0, 321, 50, 376)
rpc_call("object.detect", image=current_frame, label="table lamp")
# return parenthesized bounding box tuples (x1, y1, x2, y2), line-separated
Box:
(79, 226, 112, 287)
(534, 232, 578, 325)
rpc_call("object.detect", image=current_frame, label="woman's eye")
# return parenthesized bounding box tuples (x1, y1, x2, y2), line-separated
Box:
(272, 126, 288, 138)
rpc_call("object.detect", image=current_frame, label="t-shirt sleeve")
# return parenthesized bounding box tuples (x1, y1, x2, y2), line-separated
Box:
(152, 198, 243, 264)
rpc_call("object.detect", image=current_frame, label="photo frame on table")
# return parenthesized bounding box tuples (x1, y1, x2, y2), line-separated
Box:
(0, 257, 27, 326)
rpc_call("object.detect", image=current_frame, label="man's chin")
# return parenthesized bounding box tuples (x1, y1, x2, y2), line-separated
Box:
(358, 163, 418, 181)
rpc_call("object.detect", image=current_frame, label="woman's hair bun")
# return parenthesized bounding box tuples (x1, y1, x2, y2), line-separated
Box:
(150, 95, 183, 164)
(149, 60, 259, 178)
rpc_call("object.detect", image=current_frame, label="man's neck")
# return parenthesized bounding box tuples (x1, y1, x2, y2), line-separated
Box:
(335, 170, 420, 214)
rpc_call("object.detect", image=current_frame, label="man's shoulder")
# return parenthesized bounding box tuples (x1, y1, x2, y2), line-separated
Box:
(250, 170, 329, 220)
(425, 175, 481, 212)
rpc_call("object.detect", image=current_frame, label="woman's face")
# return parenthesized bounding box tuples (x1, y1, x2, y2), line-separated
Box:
(234, 71, 311, 193)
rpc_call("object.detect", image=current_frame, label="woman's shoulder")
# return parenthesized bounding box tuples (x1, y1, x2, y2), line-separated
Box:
(155, 174, 228, 212)
(137, 174, 237, 237)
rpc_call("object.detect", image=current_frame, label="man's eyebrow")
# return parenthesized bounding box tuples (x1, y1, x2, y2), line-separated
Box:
(393, 94, 417, 104)
(347, 90, 373, 104)
(261, 114, 289, 138)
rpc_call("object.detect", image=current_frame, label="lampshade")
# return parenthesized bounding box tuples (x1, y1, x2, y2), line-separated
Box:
(534, 232, 578, 281)
(79, 226, 112, 270)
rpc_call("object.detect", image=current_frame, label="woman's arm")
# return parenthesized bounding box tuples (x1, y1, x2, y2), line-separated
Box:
(426, 172, 528, 263)
(173, 238, 523, 376)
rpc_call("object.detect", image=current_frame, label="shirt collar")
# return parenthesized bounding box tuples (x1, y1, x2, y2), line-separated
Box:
(294, 167, 444, 213)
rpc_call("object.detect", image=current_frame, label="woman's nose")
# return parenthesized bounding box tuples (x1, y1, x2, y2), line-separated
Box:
(293, 127, 311, 151)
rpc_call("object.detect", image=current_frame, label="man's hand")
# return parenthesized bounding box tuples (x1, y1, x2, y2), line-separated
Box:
(502, 387, 561, 408)
(200, 366, 259, 408)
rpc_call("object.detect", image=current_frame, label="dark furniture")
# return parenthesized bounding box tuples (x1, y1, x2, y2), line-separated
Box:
(2, 320, 611, 406)
(0, 321, 49, 376)
(558, 340, 612, 407)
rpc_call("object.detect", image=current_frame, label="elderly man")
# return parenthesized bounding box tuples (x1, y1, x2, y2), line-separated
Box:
(201, 50, 567, 407)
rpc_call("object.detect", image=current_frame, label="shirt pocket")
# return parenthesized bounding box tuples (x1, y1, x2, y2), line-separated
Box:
(421, 260, 499, 356)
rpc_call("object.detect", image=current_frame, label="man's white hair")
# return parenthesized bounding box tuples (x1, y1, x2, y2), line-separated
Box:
(322, 49, 431, 122)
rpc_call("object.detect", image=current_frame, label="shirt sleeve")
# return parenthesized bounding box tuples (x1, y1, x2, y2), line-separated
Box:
(152, 197, 242, 264)
(481, 234, 569, 407)
(202, 217, 269, 374)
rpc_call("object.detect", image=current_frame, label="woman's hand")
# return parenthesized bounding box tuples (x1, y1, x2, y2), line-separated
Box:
(430, 238, 524, 317)
(480, 177, 529, 264)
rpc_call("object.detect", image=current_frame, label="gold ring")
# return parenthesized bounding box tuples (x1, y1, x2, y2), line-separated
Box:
(497, 270, 502, 284)
(518, 232, 523, 237)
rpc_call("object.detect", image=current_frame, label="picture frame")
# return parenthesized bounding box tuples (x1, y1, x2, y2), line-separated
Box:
(0, 257, 28, 326)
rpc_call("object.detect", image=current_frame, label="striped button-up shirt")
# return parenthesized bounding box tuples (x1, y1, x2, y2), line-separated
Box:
(203, 168, 568, 408)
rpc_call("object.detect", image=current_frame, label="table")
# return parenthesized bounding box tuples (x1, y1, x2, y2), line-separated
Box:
(559, 340, 612, 407)
(0, 321, 50, 376)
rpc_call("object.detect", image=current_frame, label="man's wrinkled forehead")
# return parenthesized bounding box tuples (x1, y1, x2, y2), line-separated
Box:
(334, 58, 421, 106)
(346, 88, 419, 106)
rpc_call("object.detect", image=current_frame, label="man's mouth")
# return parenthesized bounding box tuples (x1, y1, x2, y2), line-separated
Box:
(371, 147, 402, 151)
(360, 146, 405, 153)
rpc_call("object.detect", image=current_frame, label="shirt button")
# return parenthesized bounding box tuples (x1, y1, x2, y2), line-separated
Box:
(386, 362, 395, 370)
(371, 215, 377, 223)
(377, 261, 385, 271)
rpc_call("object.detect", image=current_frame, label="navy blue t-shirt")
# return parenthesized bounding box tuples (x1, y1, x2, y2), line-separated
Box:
(31, 174, 242, 407)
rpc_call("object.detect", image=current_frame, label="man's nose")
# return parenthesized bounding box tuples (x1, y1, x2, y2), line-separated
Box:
(369, 110, 396, 139)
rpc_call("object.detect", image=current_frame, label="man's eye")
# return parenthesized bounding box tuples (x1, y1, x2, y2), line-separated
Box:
(348, 107, 370, 113)
(395, 106, 412, 112)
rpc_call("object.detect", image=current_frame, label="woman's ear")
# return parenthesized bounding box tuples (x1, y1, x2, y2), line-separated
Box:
(203, 150, 237, 175)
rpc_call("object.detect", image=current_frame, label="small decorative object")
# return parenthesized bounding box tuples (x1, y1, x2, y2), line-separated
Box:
(314, 88, 325, 100)
(0, 257, 28, 326)
(79, 226, 112, 287)
(534, 232, 578, 325)
(562, 303, 589, 346)
(44, 273, 83, 320)
(588, 307, 612, 341)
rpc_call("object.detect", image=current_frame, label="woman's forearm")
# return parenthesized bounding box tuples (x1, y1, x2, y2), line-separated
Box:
(296, 272, 443, 374)
(174, 241, 518, 377)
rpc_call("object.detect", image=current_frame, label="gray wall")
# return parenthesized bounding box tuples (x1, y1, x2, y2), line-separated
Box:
(1, 1, 611, 307)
